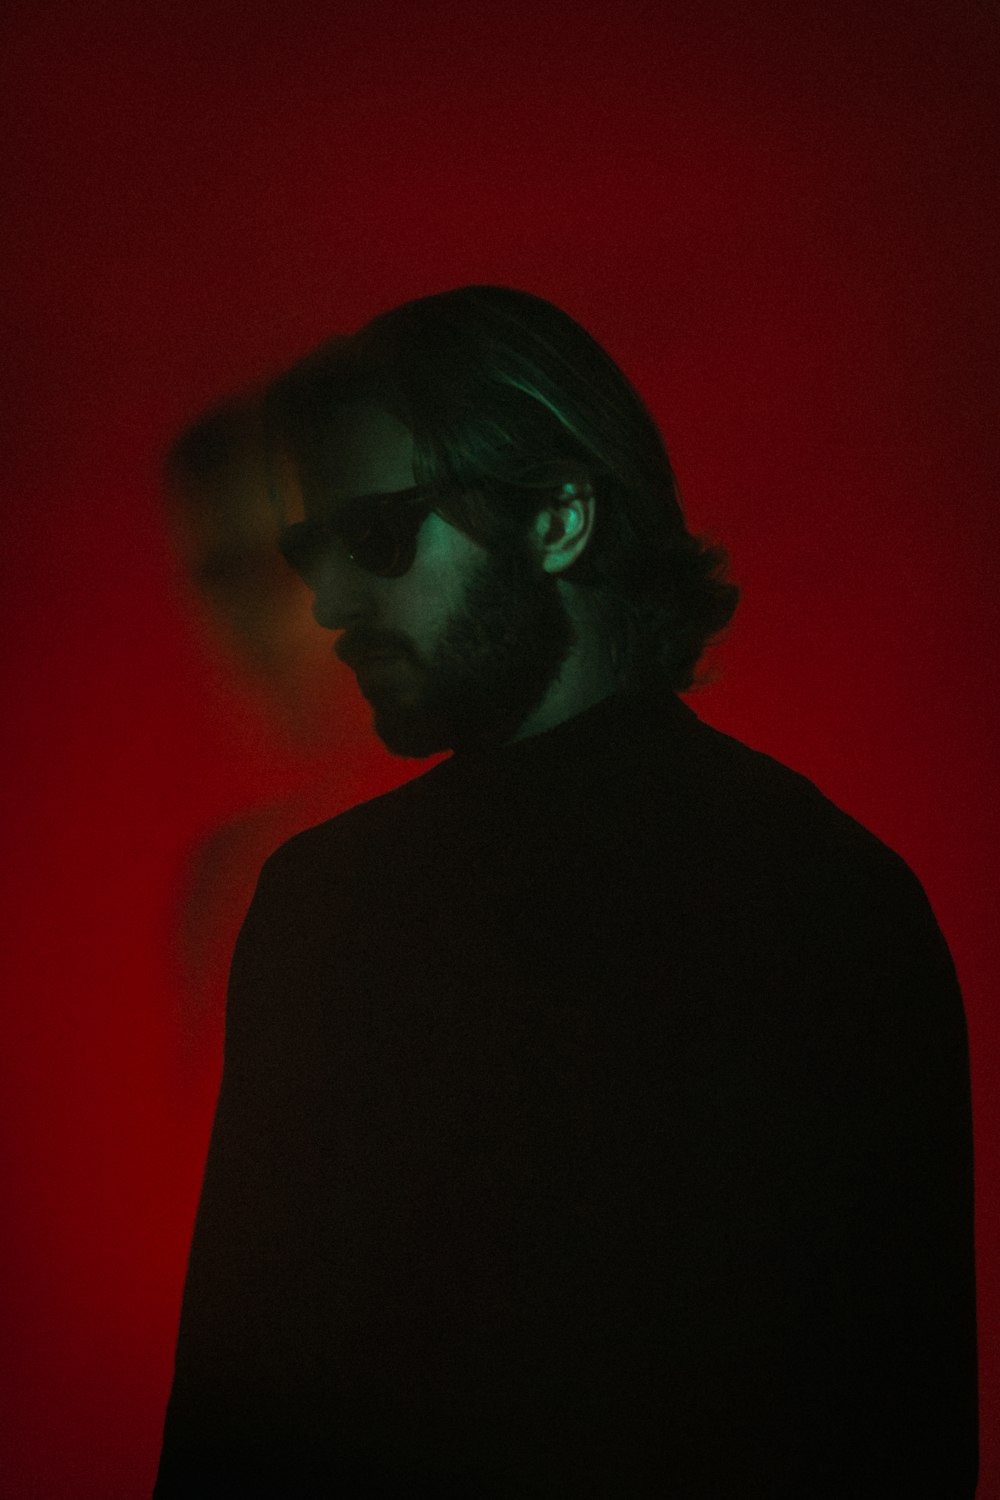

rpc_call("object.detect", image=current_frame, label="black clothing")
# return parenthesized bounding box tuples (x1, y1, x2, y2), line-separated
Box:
(155, 687, 978, 1496)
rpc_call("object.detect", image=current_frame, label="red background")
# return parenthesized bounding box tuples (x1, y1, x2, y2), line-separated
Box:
(3, 1, 996, 1494)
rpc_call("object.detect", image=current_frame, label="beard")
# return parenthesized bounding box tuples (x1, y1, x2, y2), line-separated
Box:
(362, 540, 575, 758)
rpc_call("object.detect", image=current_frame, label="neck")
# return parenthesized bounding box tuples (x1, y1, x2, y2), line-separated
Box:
(508, 583, 621, 744)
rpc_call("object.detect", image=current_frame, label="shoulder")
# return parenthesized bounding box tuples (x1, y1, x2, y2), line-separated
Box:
(258, 758, 453, 887)
(672, 707, 939, 930)
(673, 713, 966, 1069)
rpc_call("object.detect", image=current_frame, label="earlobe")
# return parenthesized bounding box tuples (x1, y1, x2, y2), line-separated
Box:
(536, 480, 597, 574)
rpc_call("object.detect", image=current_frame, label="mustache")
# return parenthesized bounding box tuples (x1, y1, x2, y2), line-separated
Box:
(335, 630, 416, 669)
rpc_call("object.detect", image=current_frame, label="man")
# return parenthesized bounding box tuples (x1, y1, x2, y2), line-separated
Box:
(155, 286, 977, 1496)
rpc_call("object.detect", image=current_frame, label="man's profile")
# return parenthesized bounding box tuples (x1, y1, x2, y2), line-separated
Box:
(154, 286, 977, 1496)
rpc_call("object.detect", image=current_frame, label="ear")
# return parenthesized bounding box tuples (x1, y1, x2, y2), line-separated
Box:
(531, 480, 597, 575)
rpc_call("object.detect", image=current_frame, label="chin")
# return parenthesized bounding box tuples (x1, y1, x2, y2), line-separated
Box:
(372, 689, 529, 759)
(371, 705, 454, 759)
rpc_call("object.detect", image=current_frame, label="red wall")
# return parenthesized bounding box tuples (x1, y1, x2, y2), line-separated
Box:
(3, 1, 997, 1493)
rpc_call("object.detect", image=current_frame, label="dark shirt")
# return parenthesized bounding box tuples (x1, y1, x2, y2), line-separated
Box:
(155, 686, 978, 1496)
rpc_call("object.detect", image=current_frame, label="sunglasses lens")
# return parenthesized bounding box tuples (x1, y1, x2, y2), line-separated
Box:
(343, 496, 426, 577)
(278, 522, 322, 583)
(347, 517, 407, 577)
(279, 493, 430, 581)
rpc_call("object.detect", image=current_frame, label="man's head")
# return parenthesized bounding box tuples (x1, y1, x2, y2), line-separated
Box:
(265, 286, 738, 756)
(273, 400, 599, 756)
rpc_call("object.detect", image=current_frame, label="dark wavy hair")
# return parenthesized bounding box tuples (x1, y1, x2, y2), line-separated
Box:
(265, 285, 738, 691)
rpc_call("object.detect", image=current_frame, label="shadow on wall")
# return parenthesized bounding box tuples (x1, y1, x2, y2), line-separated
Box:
(163, 385, 345, 750)
(162, 389, 412, 1081)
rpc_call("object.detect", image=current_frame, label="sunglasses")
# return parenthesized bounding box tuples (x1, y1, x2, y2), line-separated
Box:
(278, 486, 436, 581)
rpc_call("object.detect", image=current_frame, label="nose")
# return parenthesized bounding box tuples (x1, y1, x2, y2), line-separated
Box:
(307, 547, 374, 633)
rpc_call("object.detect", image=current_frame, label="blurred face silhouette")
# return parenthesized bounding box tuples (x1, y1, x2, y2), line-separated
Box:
(282, 403, 573, 757)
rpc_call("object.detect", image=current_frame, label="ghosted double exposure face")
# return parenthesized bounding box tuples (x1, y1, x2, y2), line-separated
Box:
(279, 403, 574, 757)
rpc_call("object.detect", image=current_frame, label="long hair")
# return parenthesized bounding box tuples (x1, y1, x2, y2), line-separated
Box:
(265, 285, 738, 690)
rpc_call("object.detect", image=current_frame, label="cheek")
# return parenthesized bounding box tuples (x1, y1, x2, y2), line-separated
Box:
(389, 519, 485, 635)
(384, 579, 450, 650)
(372, 565, 455, 659)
